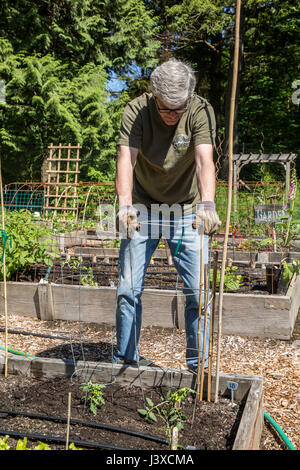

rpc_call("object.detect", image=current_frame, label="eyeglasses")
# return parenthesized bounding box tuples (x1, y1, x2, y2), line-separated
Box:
(154, 97, 188, 116)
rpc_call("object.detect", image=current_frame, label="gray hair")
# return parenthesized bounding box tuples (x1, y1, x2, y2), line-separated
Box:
(150, 58, 196, 107)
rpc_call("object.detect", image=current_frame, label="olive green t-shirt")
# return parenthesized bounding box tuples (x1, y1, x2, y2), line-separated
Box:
(117, 92, 216, 210)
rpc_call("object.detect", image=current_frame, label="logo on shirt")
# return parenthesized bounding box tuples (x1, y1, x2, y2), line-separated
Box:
(172, 134, 190, 152)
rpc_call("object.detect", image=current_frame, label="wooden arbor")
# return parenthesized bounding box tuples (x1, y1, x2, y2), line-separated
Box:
(233, 153, 297, 215)
(44, 143, 81, 220)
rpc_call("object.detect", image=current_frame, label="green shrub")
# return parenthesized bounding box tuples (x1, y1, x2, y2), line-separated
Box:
(0, 209, 59, 280)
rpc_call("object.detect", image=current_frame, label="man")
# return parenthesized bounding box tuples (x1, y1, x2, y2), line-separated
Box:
(114, 58, 221, 371)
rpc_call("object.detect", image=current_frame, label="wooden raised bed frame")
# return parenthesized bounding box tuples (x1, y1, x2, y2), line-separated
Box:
(1, 268, 299, 339)
(0, 352, 264, 450)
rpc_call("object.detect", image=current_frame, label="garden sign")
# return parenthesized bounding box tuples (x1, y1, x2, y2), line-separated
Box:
(254, 204, 289, 224)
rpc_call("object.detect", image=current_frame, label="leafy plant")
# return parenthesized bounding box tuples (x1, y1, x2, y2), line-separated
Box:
(0, 435, 82, 450)
(282, 260, 300, 285)
(80, 267, 98, 287)
(0, 435, 10, 450)
(211, 266, 244, 292)
(80, 380, 106, 415)
(15, 437, 52, 450)
(137, 387, 196, 447)
(62, 257, 98, 287)
(0, 209, 59, 280)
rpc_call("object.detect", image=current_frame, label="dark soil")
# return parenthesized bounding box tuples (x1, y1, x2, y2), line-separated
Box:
(0, 374, 243, 451)
(12, 255, 284, 295)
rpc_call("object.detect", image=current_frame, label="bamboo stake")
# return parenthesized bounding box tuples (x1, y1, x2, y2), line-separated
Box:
(171, 426, 179, 450)
(196, 234, 204, 401)
(214, 0, 241, 403)
(65, 392, 72, 450)
(207, 250, 218, 401)
(0, 157, 8, 378)
(199, 263, 209, 401)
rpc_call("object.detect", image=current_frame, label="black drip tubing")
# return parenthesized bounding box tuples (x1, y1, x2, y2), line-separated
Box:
(0, 408, 168, 445)
(0, 327, 71, 341)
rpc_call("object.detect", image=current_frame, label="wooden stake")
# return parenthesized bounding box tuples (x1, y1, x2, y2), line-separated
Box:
(207, 250, 218, 402)
(171, 426, 178, 450)
(66, 392, 72, 450)
(196, 234, 204, 401)
(215, 0, 241, 403)
(199, 263, 209, 401)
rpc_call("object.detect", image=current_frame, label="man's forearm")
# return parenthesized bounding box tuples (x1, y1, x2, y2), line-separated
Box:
(116, 163, 133, 207)
(115, 146, 138, 207)
(195, 144, 216, 202)
(196, 160, 216, 202)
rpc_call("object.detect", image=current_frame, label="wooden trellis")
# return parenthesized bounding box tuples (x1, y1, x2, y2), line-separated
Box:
(44, 143, 81, 220)
(233, 153, 297, 215)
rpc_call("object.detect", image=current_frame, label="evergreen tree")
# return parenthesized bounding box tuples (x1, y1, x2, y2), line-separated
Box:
(0, 0, 160, 183)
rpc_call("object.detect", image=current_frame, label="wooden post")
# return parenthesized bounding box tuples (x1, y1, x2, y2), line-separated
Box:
(38, 282, 55, 321)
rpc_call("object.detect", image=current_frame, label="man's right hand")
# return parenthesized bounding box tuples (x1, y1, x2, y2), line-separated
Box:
(117, 205, 140, 239)
(192, 201, 221, 235)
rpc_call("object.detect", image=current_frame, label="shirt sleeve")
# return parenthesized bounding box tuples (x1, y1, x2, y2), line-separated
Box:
(192, 101, 216, 147)
(117, 102, 143, 149)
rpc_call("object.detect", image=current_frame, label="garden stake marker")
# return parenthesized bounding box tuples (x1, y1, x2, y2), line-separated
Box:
(196, 234, 204, 401)
(227, 381, 238, 406)
(215, 0, 241, 403)
(207, 250, 218, 402)
(199, 263, 209, 401)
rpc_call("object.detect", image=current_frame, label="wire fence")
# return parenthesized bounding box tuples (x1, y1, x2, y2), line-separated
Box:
(2, 179, 298, 249)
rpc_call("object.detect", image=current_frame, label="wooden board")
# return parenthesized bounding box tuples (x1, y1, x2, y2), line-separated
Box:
(1, 275, 299, 339)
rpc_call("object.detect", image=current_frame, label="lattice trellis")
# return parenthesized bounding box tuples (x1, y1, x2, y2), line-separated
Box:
(44, 143, 81, 220)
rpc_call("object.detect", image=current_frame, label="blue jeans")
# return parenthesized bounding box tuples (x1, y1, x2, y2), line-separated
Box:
(114, 211, 210, 369)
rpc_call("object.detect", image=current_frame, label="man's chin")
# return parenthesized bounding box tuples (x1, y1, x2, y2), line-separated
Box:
(163, 118, 179, 126)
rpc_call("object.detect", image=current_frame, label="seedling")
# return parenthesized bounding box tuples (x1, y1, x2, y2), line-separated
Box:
(137, 387, 196, 448)
(80, 380, 106, 415)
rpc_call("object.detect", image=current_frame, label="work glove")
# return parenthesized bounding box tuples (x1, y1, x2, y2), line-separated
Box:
(117, 205, 140, 239)
(192, 201, 221, 235)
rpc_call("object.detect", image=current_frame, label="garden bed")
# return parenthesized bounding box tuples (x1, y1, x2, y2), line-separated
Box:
(1, 313, 299, 450)
(1, 269, 299, 339)
(0, 353, 263, 450)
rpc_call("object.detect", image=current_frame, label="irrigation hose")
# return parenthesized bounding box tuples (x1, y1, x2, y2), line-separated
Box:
(0, 408, 168, 445)
(0, 327, 77, 341)
(0, 344, 37, 358)
(264, 412, 295, 450)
